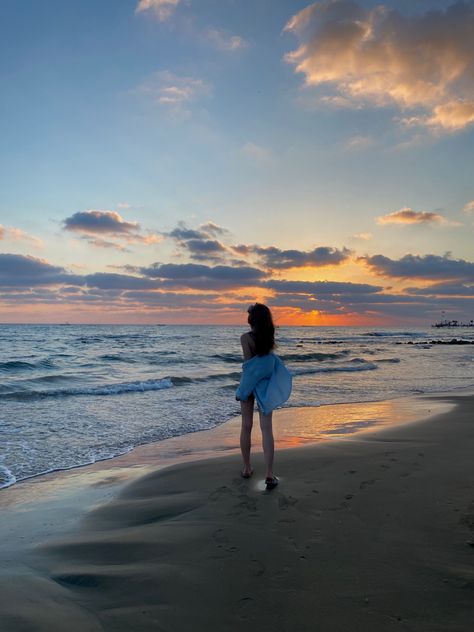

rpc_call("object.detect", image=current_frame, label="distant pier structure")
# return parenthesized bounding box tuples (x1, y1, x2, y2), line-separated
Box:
(432, 319, 474, 328)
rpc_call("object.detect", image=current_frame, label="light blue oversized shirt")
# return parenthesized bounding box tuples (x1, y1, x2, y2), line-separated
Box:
(235, 353, 292, 415)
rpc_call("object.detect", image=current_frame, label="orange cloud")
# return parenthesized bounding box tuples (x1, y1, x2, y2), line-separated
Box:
(376, 208, 457, 226)
(285, 1, 474, 132)
(0, 225, 42, 247)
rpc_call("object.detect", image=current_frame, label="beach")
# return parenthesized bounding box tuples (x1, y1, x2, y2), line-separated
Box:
(1, 392, 473, 631)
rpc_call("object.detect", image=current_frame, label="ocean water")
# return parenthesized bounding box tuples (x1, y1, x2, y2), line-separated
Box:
(1, 324, 473, 489)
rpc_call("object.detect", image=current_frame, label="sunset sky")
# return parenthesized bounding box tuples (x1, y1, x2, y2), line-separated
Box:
(1, 0, 473, 325)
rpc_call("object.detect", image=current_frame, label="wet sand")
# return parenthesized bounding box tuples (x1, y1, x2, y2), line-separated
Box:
(0, 393, 473, 631)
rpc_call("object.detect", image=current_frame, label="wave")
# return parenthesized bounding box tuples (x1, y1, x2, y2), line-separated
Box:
(291, 361, 378, 376)
(364, 331, 425, 338)
(0, 358, 56, 372)
(171, 371, 241, 384)
(282, 350, 350, 362)
(213, 350, 352, 364)
(376, 358, 401, 363)
(99, 354, 138, 364)
(212, 353, 242, 363)
(1, 378, 174, 401)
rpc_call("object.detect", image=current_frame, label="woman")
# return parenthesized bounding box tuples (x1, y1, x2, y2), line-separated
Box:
(236, 303, 292, 490)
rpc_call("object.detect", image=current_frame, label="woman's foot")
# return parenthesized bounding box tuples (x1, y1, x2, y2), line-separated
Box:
(241, 467, 253, 479)
(265, 476, 279, 490)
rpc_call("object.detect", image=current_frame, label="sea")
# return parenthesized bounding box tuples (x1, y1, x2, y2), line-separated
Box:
(1, 324, 473, 489)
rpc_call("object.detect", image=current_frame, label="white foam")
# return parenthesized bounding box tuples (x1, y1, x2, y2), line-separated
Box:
(0, 465, 17, 489)
(66, 378, 173, 396)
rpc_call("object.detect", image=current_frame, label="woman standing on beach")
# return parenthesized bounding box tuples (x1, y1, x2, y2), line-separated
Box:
(236, 303, 292, 490)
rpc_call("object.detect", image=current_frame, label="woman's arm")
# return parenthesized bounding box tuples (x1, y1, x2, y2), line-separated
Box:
(240, 333, 255, 361)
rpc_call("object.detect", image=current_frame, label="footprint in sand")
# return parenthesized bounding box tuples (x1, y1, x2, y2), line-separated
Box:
(228, 494, 258, 517)
(237, 494, 258, 512)
(249, 559, 265, 577)
(359, 479, 376, 490)
(274, 565, 291, 579)
(212, 529, 228, 545)
(209, 486, 234, 502)
(460, 501, 474, 532)
(278, 495, 298, 511)
(236, 596, 255, 621)
(286, 536, 299, 551)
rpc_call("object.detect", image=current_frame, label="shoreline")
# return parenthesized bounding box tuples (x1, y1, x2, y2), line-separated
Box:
(1, 386, 468, 493)
(0, 393, 474, 632)
(0, 390, 473, 630)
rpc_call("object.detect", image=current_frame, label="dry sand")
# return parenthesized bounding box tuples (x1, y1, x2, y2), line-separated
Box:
(0, 393, 473, 631)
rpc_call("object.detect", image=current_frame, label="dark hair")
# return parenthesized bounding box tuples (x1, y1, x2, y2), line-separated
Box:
(247, 303, 275, 356)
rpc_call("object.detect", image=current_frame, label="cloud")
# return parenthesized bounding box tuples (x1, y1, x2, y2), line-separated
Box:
(166, 221, 230, 262)
(376, 207, 457, 226)
(83, 273, 161, 291)
(64, 210, 139, 236)
(243, 245, 352, 269)
(140, 262, 267, 289)
(423, 100, 474, 131)
(361, 253, 474, 280)
(266, 279, 383, 295)
(0, 253, 78, 287)
(0, 225, 42, 247)
(204, 27, 248, 52)
(199, 221, 229, 237)
(85, 239, 132, 252)
(284, 0, 474, 132)
(2, 250, 473, 323)
(167, 222, 352, 271)
(63, 210, 161, 250)
(240, 142, 273, 166)
(183, 239, 227, 261)
(136, 71, 211, 118)
(350, 232, 373, 241)
(464, 200, 474, 215)
(405, 281, 474, 297)
(135, 0, 181, 21)
(344, 135, 375, 151)
(122, 291, 222, 308)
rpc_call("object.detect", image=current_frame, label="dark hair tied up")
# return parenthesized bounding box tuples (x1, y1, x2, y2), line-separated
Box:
(247, 303, 275, 356)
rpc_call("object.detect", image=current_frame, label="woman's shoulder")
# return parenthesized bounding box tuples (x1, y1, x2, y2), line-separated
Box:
(240, 332, 256, 359)
(240, 331, 255, 344)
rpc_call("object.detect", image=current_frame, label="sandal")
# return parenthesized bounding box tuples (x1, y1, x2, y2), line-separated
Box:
(241, 468, 253, 479)
(265, 476, 279, 490)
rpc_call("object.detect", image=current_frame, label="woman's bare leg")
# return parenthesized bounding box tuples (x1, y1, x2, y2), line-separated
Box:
(240, 397, 254, 475)
(259, 411, 274, 479)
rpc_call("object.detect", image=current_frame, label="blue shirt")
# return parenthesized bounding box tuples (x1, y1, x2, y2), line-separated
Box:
(235, 353, 292, 415)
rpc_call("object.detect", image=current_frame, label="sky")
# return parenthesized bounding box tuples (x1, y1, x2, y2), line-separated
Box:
(0, 0, 473, 325)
